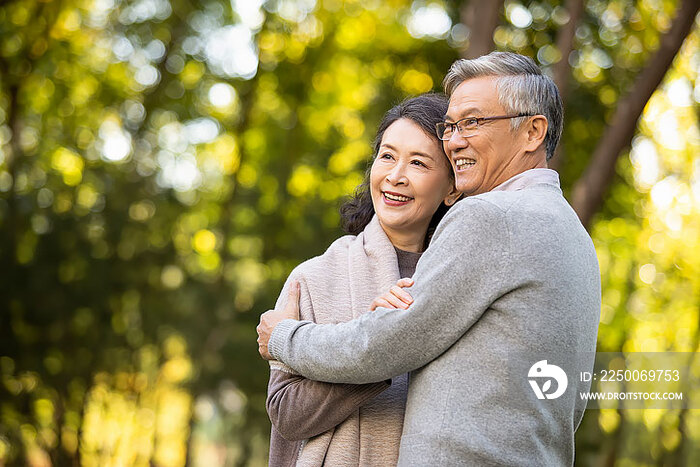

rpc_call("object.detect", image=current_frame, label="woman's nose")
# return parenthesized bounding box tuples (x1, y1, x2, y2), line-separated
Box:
(385, 164, 408, 185)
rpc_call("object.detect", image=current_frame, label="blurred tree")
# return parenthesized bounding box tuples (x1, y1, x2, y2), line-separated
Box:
(460, 0, 505, 58)
(571, 0, 699, 226)
(0, 0, 697, 466)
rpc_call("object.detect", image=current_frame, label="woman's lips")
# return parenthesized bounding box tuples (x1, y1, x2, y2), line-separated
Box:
(382, 191, 413, 206)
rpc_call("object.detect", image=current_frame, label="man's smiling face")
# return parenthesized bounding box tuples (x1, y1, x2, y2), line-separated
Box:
(444, 76, 531, 196)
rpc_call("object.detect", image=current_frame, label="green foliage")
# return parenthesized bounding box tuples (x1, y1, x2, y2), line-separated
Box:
(0, 0, 697, 465)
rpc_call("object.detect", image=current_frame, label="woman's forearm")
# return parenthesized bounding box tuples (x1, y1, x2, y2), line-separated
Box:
(266, 368, 390, 441)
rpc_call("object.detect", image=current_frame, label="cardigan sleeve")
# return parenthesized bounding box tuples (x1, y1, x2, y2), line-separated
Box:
(265, 266, 390, 441)
(266, 366, 390, 441)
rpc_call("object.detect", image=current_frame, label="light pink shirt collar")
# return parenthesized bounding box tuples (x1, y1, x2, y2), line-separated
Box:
(490, 168, 560, 193)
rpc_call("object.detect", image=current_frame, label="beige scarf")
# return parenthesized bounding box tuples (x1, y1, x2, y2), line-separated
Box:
(270, 215, 408, 466)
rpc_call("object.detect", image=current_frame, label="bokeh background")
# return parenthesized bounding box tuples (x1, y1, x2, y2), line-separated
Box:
(1, 0, 698, 465)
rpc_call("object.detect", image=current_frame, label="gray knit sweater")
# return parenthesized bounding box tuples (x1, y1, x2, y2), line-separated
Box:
(269, 169, 601, 466)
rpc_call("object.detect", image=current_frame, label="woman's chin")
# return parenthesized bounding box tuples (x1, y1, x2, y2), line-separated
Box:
(377, 216, 422, 234)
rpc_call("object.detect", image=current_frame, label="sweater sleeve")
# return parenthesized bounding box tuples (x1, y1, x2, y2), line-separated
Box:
(268, 199, 519, 384)
(266, 366, 390, 441)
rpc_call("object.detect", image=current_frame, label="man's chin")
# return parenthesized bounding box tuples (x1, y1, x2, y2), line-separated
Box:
(455, 179, 479, 197)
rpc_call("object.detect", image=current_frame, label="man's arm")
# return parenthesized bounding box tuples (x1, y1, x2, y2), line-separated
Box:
(268, 199, 517, 384)
(267, 364, 390, 441)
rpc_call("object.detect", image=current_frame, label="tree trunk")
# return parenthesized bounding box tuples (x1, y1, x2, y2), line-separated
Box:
(548, 0, 585, 172)
(459, 0, 505, 59)
(571, 0, 699, 228)
(553, 0, 585, 100)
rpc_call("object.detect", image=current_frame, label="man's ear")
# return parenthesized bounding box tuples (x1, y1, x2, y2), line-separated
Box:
(444, 186, 462, 206)
(524, 115, 548, 153)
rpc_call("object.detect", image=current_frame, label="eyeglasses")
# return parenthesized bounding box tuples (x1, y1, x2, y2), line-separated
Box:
(435, 114, 534, 141)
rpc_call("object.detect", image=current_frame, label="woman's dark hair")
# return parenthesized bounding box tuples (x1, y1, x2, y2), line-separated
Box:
(339, 93, 454, 246)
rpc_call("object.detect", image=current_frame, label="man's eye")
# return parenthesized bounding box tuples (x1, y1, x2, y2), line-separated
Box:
(411, 160, 427, 167)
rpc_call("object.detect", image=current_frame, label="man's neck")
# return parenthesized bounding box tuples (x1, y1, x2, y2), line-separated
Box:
(493, 153, 548, 188)
(491, 166, 559, 193)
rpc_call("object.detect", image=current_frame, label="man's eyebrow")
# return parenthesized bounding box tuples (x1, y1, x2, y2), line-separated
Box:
(444, 107, 483, 121)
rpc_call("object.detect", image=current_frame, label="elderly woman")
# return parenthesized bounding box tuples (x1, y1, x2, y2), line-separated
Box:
(266, 93, 459, 466)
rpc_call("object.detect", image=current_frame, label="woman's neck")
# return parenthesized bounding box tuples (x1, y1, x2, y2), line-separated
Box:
(381, 223, 426, 253)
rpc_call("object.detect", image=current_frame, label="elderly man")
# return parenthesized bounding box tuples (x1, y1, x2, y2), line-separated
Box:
(257, 52, 600, 465)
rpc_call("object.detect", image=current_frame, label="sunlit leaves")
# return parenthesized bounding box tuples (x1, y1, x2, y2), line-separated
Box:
(79, 355, 192, 467)
(51, 148, 84, 186)
(397, 68, 434, 94)
(0, 0, 698, 465)
(580, 23, 700, 464)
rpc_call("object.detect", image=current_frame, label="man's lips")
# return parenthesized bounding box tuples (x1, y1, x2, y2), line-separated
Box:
(454, 157, 476, 171)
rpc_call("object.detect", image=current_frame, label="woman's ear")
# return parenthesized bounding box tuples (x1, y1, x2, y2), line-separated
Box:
(444, 187, 462, 206)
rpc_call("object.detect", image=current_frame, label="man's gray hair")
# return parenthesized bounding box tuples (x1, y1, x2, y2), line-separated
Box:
(443, 52, 563, 160)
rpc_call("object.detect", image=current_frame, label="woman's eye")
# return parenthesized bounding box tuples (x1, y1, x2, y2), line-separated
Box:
(411, 160, 427, 167)
(379, 153, 393, 160)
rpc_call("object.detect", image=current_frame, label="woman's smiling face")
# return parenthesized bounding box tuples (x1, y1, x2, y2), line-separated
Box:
(370, 118, 455, 242)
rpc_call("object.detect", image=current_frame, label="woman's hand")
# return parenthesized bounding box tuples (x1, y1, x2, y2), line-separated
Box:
(257, 281, 301, 360)
(369, 278, 415, 311)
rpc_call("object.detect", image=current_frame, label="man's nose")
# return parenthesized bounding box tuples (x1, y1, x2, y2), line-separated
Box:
(445, 131, 468, 152)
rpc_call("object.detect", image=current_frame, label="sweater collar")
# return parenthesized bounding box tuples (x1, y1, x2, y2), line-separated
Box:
(362, 214, 398, 264)
(490, 168, 561, 193)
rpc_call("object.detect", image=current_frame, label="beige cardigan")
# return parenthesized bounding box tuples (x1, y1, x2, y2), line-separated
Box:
(269, 215, 408, 466)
